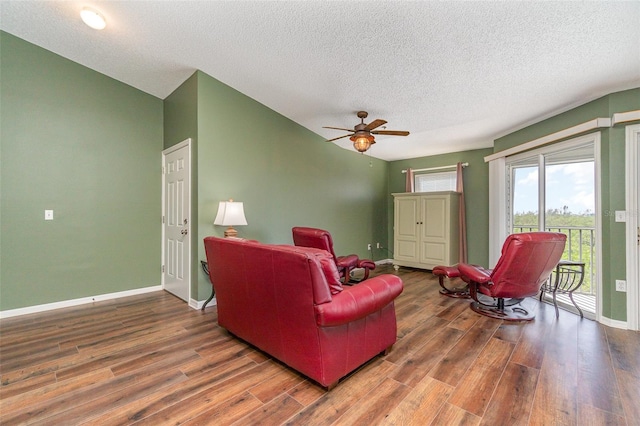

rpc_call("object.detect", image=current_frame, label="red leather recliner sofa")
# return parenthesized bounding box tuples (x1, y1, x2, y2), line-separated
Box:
(203, 236, 403, 389)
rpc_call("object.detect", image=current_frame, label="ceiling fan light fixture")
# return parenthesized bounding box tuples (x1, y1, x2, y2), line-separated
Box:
(81, 7, 106, 30)
(351, 133, 375, 153)
(324, 111, 407, 153)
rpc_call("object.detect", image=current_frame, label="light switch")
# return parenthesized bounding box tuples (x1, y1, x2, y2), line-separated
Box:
(45, 210, 54, 220)
(615, 210, 626, 222)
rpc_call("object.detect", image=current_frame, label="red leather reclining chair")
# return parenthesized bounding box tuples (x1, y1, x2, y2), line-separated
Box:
(440, 232, 566, 321)
(292, 227, 376, 284)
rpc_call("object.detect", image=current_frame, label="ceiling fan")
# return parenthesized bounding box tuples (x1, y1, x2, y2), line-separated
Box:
(324, 111, 410, 153)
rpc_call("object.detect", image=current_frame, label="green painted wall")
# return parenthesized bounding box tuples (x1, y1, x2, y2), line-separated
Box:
(164, 72, 198, 150)
(164, 71, 390, 300)
(0, 32, 164, 311)
(494, 97, 611, 153)
(3, 28, 635, 323)
(494, 88, 640, 321)
(388, 148, 493, 267)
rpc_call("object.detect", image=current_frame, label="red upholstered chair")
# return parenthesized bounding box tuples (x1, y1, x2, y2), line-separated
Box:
(203, 236, 403, 389)
(454, 232, 566, 321)
(292, 227, 376, 284)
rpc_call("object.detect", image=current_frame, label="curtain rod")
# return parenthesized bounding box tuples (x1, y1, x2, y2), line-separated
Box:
(401, 162, 468, 173)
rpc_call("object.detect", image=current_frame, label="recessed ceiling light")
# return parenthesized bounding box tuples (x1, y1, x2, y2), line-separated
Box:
(80, 7, 106, 30)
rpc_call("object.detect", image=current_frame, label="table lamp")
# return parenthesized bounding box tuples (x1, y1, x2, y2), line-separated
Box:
(214, 199, 247, 238)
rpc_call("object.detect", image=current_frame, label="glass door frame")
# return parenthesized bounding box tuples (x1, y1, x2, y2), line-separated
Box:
(625, 124, 640, 330)
(500, 132, 603, 320)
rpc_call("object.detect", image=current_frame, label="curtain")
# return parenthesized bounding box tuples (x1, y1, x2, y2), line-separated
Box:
(488, 158, 507, 267)
(405, 168, 415, 192)
(456, 162, 468, 263)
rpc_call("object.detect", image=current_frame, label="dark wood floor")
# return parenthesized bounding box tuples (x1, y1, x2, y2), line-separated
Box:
(1, 265, 639, 425)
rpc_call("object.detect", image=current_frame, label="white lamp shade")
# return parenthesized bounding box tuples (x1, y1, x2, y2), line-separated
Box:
(214, 201, 247, 226)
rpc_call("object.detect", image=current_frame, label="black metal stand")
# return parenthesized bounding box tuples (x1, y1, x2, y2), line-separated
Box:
(201, 260, 215, 311)
(539, 260, 586, 318)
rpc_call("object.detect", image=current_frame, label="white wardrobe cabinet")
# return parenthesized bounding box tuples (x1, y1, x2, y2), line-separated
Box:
(392, 191, 460, 270)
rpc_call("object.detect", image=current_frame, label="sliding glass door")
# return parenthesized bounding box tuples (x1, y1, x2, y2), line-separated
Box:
(506, 136, 599, 318)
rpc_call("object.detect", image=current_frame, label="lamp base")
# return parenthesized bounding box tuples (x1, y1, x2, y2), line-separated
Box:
(224, 226, 238, 238)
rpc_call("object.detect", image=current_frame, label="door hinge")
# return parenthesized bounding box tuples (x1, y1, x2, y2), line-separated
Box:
(162, 215, 165, 224)
(162, 265, 165, 273)
(162, 166, 165, 174)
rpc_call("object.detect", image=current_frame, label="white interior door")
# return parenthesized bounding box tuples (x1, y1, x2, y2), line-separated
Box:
(162, 140, 191, 302)
(637, 129, 640, 330)
(636, 131, 640, 330)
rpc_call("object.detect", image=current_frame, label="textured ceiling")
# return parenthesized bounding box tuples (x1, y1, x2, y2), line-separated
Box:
(1, 1, 639, 161)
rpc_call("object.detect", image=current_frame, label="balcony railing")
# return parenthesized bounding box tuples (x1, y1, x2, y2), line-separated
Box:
(513, 225, 596, 296)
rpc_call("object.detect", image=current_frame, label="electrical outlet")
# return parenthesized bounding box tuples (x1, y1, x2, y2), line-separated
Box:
(376, 242, 381, 249)
(616, 280, 626, 292)
(45, 210, 54, 220)
(367, 244, 372, 251)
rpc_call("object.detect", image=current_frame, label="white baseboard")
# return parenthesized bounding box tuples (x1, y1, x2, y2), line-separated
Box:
(598, 315, 628, 330)
(190, 297, 217, 310)
(0, 285, 163, 319)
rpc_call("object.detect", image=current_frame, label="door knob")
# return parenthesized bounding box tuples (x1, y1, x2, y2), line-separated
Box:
(181, 229, 188, 235)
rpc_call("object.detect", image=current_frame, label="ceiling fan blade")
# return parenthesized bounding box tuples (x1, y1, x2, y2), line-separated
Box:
(323, 126, 354, 132)
(364, 119, 387, 131)
(371, 130, 410, 136)
(326, 134, 352, 142)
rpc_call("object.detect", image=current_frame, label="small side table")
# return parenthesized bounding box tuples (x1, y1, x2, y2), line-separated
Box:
(539, 260, 586, 318)
(201, 260, 215, 311)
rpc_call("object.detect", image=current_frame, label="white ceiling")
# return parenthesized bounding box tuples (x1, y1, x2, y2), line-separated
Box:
(1, 1, 639, 161)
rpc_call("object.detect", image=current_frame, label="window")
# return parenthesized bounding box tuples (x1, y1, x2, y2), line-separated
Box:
(414, 171, 457, 192)
(507, 142, 595, 235)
